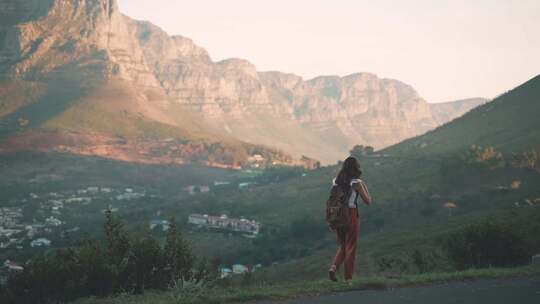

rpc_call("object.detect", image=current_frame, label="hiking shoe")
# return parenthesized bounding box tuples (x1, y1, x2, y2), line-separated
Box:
(328, 268, 337, 282)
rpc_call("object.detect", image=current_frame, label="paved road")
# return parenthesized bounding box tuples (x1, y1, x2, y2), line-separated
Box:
(260, 276, 540, 304)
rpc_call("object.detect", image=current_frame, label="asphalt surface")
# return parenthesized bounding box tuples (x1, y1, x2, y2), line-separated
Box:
(260, 276, 540, 304)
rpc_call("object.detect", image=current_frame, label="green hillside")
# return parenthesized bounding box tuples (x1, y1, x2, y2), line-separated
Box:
(388, 74, 540, 156)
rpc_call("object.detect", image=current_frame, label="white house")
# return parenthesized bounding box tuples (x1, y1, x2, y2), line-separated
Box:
(87, 187, 99, 193)
(232, 264, 249, 274)
(65, 197, 92, 204)
(3, 260, 23, 272)
(214, 181, 231, 186)
(238, 182, 252, 189)
(30, 238, 51, 247)
(46, 216, 62, 227)
(188, 214, 209, 226)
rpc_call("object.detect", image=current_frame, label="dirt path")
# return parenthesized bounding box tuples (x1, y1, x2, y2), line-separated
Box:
(259, 276, 540, 304)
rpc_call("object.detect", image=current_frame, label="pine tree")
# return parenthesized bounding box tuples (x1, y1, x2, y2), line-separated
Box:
(103, 209, 131, 291)
(164, 217, 194, 286)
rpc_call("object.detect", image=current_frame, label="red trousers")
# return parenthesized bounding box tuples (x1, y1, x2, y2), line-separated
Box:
(332, 208, 359, 280)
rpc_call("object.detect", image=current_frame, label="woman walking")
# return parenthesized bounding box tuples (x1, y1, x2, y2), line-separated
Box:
(328, 156, 372, 282)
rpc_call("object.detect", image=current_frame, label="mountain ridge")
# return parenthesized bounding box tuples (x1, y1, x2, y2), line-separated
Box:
(0, 0, 485, 164)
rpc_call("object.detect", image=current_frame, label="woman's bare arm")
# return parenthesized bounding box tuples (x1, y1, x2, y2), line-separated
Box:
(354, 180, 372, 205)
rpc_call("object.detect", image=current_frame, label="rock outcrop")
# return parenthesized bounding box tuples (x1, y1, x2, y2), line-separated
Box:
(429, 98, 488, 125)
(0, 0, 486, 164)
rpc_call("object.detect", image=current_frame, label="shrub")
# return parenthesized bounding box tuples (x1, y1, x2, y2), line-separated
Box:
(444, 221, 530, 269)
(0, 214, 208, 304)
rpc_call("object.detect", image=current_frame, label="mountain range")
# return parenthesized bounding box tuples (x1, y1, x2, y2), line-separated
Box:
(0, 0, 486, 165)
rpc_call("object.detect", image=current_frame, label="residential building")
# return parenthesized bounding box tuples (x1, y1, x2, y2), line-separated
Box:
(3, 260, 23, 272)
(30, 238, 51, 247)
(214, 181, 231, 186)
(45, 216, 62, 227)
(188, 214, 209, 225)
(188, 214, 260, 235)
(232, 264, 249, 274)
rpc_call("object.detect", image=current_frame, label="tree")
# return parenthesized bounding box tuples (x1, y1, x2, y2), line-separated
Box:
(164, 217, 195, 286)
(77, 240, 113, 297)
(0, 213, 203, 303)
(129, 234, 164, 293)
(461, 145, 505, 169)
(104, 210, 131, 291)
(350, 145, 375, 159)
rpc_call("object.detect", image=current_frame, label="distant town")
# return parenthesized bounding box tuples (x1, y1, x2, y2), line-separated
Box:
(0, 177, 268, 283)
(0, 185, 159, 282)
(0, 187, 149, 251)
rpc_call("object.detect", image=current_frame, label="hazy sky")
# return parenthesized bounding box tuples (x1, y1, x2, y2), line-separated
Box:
(118, 0, 540, 102)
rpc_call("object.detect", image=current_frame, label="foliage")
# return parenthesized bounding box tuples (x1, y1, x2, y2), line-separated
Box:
(233, 216, 327, 266)
(349, 145, 375, 159)
(444, 220, 532, 269)
(0, 214, 216, 304)
(462, 145, 505, 169)
(440, 145, 505, 182)
(511, 149, 540, 171)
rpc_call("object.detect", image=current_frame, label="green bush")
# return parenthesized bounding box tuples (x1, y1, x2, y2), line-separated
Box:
(444, 221, 531, 269)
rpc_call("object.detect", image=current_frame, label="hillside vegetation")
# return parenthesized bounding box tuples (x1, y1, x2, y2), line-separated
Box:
(389, 75, 540, 156)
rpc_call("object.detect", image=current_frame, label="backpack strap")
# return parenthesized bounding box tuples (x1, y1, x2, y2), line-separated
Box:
(350, 179, 361, 209)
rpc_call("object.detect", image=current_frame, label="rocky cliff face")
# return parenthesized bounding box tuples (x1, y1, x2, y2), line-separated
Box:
(130, 17, 481, 154)
(429, 98, 488, 125)
(259, 72, 438, 149)
(0, 0, 485, 164)
(0, 0, 159, 85)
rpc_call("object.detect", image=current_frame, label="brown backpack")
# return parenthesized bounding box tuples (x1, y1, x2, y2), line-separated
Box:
(325, 183, 352, 230)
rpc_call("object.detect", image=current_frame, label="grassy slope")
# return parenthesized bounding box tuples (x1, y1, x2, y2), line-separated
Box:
(74, 266, 540, 304)
(214, 109, 350, 164)
(255, 207, 540, 283)
(0, 80, 48, 118)
(0, 77, 88, 140)
(1, 79, 298, 166)
(0, 151, 238, 197)
(42, 80, 225, 142)
(388, 74, 540, 156)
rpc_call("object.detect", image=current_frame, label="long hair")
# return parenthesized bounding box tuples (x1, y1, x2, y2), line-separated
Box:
(335, 156, 362, 187)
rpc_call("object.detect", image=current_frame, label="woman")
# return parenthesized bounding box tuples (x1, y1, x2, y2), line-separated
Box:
(329, 156, 372, 282)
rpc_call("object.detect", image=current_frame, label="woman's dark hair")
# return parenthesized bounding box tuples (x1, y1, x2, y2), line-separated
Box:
(336, 156, 362, 186)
